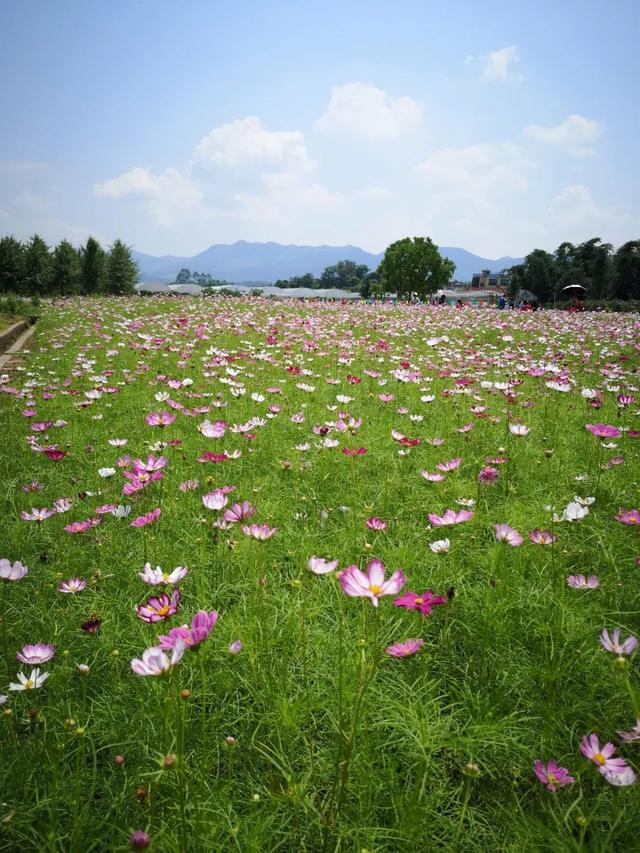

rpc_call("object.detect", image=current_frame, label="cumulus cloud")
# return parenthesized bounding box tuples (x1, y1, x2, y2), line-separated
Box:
(481, 46, 520, 80)
(417, 143, 533, 192)
(94, 167, 203, 227)
(524, 114, 603, 156)
(192, 116, 315, 173)
(316, 82, 423, 139)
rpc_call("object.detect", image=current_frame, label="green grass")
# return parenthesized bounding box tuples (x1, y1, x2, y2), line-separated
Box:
(0, 296, 639, 852)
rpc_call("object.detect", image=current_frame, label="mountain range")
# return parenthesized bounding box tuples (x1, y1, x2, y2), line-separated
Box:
(132, 241, 523, 284)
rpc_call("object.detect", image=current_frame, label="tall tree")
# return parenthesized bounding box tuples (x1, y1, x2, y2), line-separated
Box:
(105, 240, 139, 294)
(576, 238, 613, 298)
(613, 240, 640, 300)
(320, 260, 370, 290)
(0, 236, 25, 294)
(508, 249, 556, 302)
(23, 234, 52, 295)
(51, 239, 81, 295)
(378, 237, 455, 298)
(80, 236, 106, 294)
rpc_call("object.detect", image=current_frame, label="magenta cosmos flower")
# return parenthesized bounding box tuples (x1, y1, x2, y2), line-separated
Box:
(478, 466, 499, 484)
(16, 643, 55, 664)
(241, 523, 277, 540)
(529, 529, 557, 545)
(145, 411, 176, 427)
(366, 517, 387, 531)
(580, 733, 636, 783)
(494, 524, 524, 546)
(130, 639, 185, 676)
(58, 577, 87, 593)
(339, 558, 405, 607)
(158, 610, 218, 650)
(600, 628, 638, 655)
(385, 638, 425, 657)
(614, 509, 640, 526)
(224, 501, 256, 523)
(428, 509, 473, 526)
(567, 575, 599, 589)
(0, 559, 28, 581)
(130, 508, 161, 528)
(136, 589, 181, 623)
(585, 423, 621, 438)
(394, 590, 447, 616)
(64, 517, 101, 534)
(533, 760, 574, 792)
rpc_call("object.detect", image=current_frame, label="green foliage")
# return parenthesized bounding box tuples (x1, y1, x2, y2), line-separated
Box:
(51, 239, 81, 295)
(23, 234, 52, 296)
(0, 236, 25, 294)
(613, 240, 640, 300)
(80, 236, 106, 294)
(105, 239, 138, 295)
(378, 237, 455, 298)
(320, 260, 370, 291)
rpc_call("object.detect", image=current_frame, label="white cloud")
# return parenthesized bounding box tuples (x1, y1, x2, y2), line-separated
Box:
(192, 116, 314, 173)
(94, 167, 203, 227)
(316, 82, 423, 139)
(417, 143, 533, 192)
(547, 184, 609, 231)
(524, 114, 603, 156)
(481, 46, 520, 80)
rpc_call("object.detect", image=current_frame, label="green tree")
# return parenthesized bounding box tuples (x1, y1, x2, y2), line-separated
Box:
(105, 240, 139, 295)
(51, 239, 81, 295)
(0, 236, 25, 294)
(175, 268, 191, 283)
(80, 236, 106, 294)
(320, 260, 370, 290)
(23, 234, 52, 295)
(378, 237, 455, 299)
(576, 238, 613, 298)
(508, 249, 556, 303)
(613, 240, 640, 300)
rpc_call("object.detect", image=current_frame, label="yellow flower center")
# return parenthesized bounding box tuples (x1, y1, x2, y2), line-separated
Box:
(594, 753, 606, 765)
(414, 597, 424, 605)
(25, 679, 34, 689)
(547, 773, 558, 784)
(369, 584, 382, 595)
(162, 573, 170, 581)
(156, 605, 170, 617)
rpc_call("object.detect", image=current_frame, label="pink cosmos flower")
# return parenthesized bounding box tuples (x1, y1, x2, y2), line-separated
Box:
(197, 451, 229, 463)
(385, 638, 425, 657)
(58, 577, 87, 593)
(64, 517, 101, 534)
(585, 423, 621, 438)
(202, 490, 229, 511)
(494, 524, 524, 546)
(44, 448, 67, 461)
(308, 556, 339, 575)
(53, 497, 73, 513)
(617, 720, 640, 743)
(145, 411, 176, 427)
(436, 457, 461, 472)
(138, 564, 188, 585)
(366, 517, 387, 530)
(21, 507, 56, 523)
(228, 640, 243, 655)
(241, 523, 278, 540)
(508, 424, 530, 436)
(617, 394, 635, 407)
(428, 509, 473, 526)
(529, 529, 557, 545)
(198, 419, 227, 438)
(16, 643, 55, 664)
(136, 589, 181, 623)
(600, 628, 638, 656)
(393, 590, 447, 615)
(130, 508, 161, 528)
(0, 559, 28, 581)
(580, 733, 636, 783)
(567, 575, 599, 589)
(130, 639, 185, 676)
(478, 466, 499, 484)
(224, 501, 256, 523)
(179, 479, 200, 492)
(95, 503, 117, 515)
(339, 558, 406, 607)
(157, 610, 218, 650)
(341, 447, 367, 456)
(420, 471, 446, 482)
(614, 509, 640, 526)
(533, 760, 574, 792)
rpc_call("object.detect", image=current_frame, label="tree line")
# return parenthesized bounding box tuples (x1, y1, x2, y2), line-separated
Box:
(0, 235, 139, 296)
(508, 238, 640, 302)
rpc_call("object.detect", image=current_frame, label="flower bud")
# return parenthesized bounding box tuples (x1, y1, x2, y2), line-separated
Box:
(463, 762, 481, 778)
(129, 830, 152, 850)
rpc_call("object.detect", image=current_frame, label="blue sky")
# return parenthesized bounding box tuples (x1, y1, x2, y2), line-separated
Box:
(1, 0, 638, 257)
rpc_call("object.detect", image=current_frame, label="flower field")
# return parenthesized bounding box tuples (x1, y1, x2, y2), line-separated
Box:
(1, 296, 639, 851)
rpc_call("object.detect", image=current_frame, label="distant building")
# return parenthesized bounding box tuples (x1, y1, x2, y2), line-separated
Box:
(470, 268, 511, 290)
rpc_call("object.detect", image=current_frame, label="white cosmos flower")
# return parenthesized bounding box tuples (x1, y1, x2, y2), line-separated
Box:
(98, 468, 116, 478)
(9, 668, 49, 691)
(429, 539, 450, 554)
(561, 502, 589, 522)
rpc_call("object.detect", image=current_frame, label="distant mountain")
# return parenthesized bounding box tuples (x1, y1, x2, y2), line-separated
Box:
(132, 241, 523, 284)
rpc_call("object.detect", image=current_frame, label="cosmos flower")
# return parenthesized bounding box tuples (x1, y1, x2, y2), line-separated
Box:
(20, 507, 56, 523)
(308, 556, 339, 575)
(585, 423, 621, 438)
(64, 517, 101, 534)
(138, 564, 188, 585)
(600, 628, 638, 656)
(0, 559, 28, 581)
(136, 589, 181, 623)
(9, 668, 50, 691)
(616, 720, 640, 743)
(393, 590, 447, 615)
(366, 517, 387, 530)
(436, 458, 461, 472)
(202, 490, 229, 511)
(429, 539, 450, 554)
(529, 529, 557, 545)
(566, 575, 599, 589)
(341, 447, 367, 456)
(420, 471, 446, 482)
(16, 643, 55, 664)
(130, 639, 185, 676)
(241, 523, 278, 540)
(533, 760, 574, 792)
(614, 509, 640, 526)
(580, 734, 636, 783)
(58, 577, 87, 593)
(428, 509, 473, 526)
(385, 638, 425, 657)
(509, 424, 530, 436)
(228, 640, 243, 655)
(157, 610, 218, 650)
(494, 524, 524, 546)
(130, 508, 161, 528)
(478, 466, 499, 484)
(339, 558, 405, 607)
(145, 411, 176, 427)
(559, 502, 589, 522)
